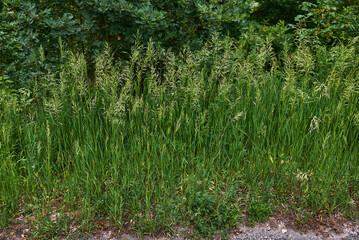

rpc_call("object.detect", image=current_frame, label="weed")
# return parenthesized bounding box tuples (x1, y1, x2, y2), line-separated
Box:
(248, 200, 273, 225)
(190, 187, 241, 238)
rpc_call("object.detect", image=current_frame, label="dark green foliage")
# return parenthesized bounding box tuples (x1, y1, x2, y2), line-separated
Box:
(251, 0, 359, 43)
(2, 0, 358, 89)
(0, 0, 252, 88)
(250, 0, 308, 24)
(294, 0, 359, 44)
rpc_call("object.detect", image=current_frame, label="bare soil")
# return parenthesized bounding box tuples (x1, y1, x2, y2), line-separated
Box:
(1, 211, 359, 240)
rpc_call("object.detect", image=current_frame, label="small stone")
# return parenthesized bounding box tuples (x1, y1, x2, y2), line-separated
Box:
(266, 224, 271, 231)
(282, 229, 287, 233)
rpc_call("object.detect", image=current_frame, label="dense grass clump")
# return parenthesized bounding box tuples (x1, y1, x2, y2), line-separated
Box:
(1, 34, 358, 237)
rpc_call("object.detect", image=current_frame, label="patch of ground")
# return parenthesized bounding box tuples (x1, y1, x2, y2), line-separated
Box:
(1, 205, 359, 240)
(1, 215, 359, 240)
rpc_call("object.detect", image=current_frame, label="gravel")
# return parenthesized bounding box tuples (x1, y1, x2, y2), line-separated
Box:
(84, 223, 359, 240)
(2, 220, 359, 239)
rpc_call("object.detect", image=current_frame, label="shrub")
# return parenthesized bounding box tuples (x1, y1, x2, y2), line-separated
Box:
(250, 0, 306, 24)
(0, 0, 252, 88)
(294, 0, 359, 44)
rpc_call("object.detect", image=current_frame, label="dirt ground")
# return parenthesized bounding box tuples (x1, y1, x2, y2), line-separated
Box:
(83, 217, 359, 240)
(1, 208, 359, 240)
(1, 215, 359, 240)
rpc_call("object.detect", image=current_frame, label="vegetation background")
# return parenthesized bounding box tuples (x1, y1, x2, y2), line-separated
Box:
(1, 0, 359, 238)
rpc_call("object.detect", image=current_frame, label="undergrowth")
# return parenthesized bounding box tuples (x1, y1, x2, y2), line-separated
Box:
(1, 30, 358, 238)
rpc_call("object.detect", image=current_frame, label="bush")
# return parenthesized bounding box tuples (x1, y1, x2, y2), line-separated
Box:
(250, 0, 307, 24)
(0, 0, 252, 88)
(294, 0, 359, 44)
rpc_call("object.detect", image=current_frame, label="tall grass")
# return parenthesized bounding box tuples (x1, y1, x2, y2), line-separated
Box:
(1, 32, 358, 237)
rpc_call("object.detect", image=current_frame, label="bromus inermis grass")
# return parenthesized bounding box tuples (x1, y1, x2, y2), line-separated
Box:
(0, 32, 358, 237)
